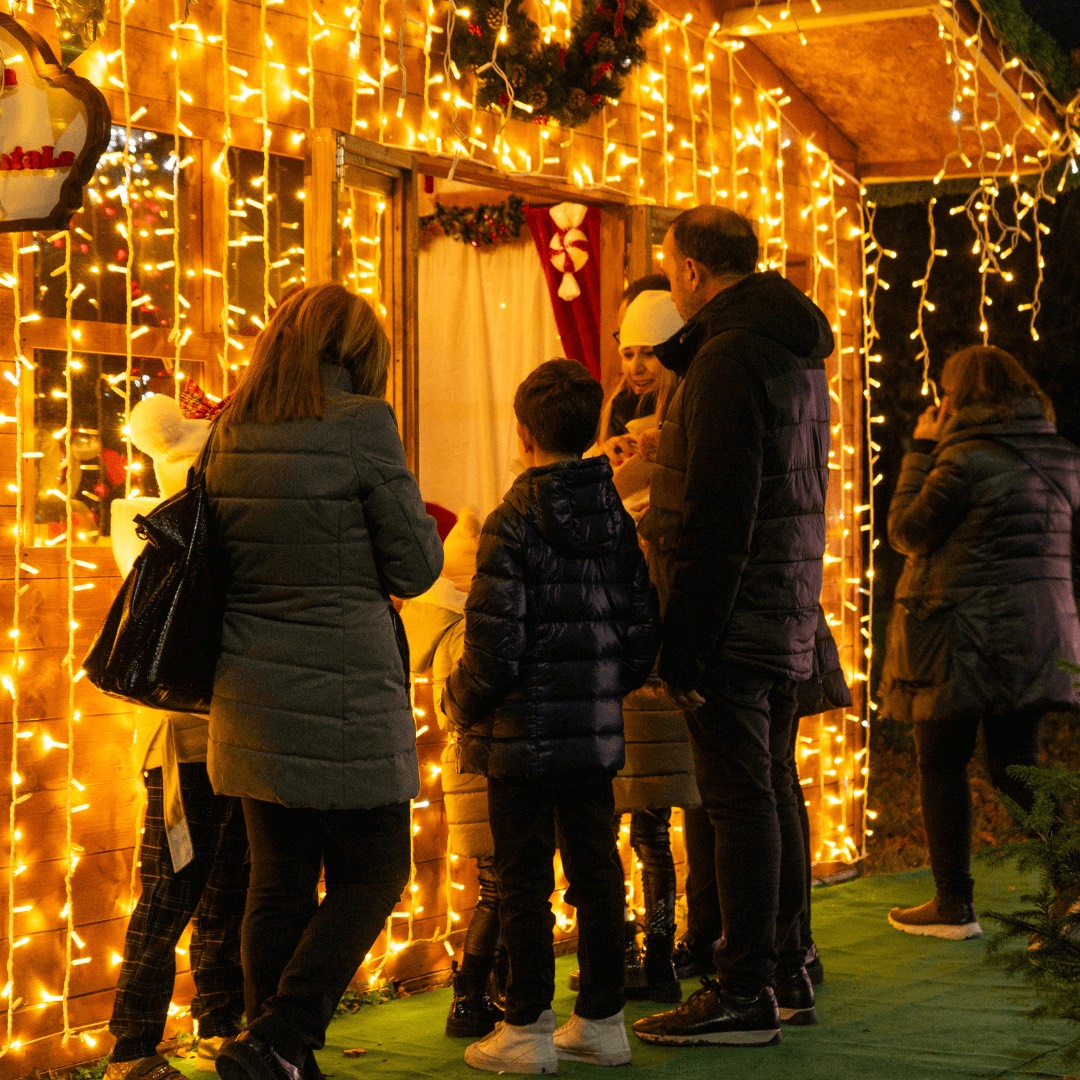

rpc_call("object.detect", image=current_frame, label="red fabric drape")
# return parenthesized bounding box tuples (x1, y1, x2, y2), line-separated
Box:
(526, 205, 603, 380)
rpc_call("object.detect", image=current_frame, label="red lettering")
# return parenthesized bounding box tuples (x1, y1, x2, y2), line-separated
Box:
(0, 146, 76, 170)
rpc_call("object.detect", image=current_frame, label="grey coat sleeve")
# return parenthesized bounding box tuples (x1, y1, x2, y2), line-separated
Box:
(353, 401, 444, 598)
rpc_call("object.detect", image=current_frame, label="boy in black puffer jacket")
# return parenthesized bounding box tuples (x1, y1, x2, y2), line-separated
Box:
(445, 359, 661, 1075)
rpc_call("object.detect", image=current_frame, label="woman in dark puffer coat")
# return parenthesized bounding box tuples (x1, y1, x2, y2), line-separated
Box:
(207, 284, 443, 1080)
(880, 345, 1080, 940)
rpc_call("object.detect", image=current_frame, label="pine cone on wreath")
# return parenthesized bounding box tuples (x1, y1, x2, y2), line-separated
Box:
(485, 6, 504, 29)
(528, 87, 548, 110)
(567, 87, 588, 110)
(509, 63, 528, 88)
(623, 0, 643, 18)
(596, 36, 617, 59)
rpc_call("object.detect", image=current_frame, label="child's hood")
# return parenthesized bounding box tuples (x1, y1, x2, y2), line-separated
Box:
(507, 456, 625, 557)
(399, 577, 467, 672)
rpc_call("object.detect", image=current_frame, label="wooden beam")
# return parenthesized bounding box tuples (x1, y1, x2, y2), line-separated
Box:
(859, 157, 1046, 183)
(719, 0, 937, 37)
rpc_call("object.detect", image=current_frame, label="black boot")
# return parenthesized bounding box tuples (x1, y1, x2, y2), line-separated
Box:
(634, 863, 680, 1002)
(445, 960, 504, 1038)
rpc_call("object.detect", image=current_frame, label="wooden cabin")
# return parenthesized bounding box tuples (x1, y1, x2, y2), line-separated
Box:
(0, 0, 1067, 1072)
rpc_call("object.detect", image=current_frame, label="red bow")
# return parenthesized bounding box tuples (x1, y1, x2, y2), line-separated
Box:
(179, 379, 232, 420)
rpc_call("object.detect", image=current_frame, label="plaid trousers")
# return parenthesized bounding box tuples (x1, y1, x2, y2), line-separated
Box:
(110, 763, 249, 1062)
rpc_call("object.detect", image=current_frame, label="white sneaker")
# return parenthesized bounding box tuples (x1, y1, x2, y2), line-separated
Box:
(194, 1035, 232, 1072)
(554, 1011, 631, 1066)
(464, 1009, 558, 1074)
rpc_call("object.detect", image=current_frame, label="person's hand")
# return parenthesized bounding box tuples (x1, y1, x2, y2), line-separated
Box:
(913, 397, 951, 442)
(636, 427, 661, 463)
(663, 682, 705, 710)
(600, 434, 638, 467)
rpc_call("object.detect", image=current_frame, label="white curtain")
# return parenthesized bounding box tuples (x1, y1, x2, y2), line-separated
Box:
(418, 232, 562, 518)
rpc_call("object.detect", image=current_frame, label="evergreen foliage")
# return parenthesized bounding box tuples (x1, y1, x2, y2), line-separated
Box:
(979, 0, 1080, 102)
(983, 747, 1080, 1059)
(449, 0, 656, 127)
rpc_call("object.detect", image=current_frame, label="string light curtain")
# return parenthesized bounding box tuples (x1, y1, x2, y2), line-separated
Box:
(0, 0, 1072, 1068)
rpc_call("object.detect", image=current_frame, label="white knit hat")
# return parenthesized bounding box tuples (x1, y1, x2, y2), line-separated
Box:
(619, 290, 684, 348)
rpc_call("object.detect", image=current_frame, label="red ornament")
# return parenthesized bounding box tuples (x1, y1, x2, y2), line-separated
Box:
(614, 0, 626, 37)
(590, 61, 614, 85)
(497, 91, 510, 106)
(468, 22, 483, 36)
(584, 30, 601, 54)
(591, 93, 603, 104)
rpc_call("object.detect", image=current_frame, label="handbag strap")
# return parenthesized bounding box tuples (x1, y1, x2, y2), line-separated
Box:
(980, 435, 1074, 509)
(189, 414, 222, 484)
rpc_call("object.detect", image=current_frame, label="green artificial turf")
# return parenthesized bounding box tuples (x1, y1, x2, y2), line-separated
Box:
(171, 858, 1078, 1080)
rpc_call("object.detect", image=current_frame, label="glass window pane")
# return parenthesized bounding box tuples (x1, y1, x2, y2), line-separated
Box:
(32, 350, 178, 546)
(226, 148, 305, 337)
(34, 126, 187, 328)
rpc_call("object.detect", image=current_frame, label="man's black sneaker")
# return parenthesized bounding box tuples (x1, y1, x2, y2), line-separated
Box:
(215, 1031, 301, 1080)
(773, 966, 816, 1025)
(672, 937, 717, 980)
(888, 894, 982, 940)
(631, 979, 781, 1047)
(804, 942, 824, 986)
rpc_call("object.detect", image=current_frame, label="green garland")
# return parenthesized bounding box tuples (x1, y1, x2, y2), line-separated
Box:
(420, 194, 527, 247)
(449, 0, 656, 128)
(976, 0, 1079, 104)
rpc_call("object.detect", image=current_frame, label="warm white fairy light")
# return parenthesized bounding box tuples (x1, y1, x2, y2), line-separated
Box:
(7, 0, 1066, 1058)
(61, 233, 77, 1039)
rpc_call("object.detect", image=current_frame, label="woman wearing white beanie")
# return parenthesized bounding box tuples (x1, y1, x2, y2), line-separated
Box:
(596, 280, 683, 470)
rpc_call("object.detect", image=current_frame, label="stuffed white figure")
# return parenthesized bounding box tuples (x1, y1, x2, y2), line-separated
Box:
(110, 394, 210, 576)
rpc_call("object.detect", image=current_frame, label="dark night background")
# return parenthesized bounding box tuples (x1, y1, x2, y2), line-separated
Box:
(1019, 0, 1080, 50)
(870, 3, 1080, 625)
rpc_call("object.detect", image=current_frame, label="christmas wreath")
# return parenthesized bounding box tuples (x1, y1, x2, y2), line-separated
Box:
(449, 0, 656, 128)
(420, 194, 527, 246)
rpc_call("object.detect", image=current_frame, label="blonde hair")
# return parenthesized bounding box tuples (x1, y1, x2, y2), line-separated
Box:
(223, 284, 390, 426)
(597, 367, 679, 444)
(942, 345, 1054, 423)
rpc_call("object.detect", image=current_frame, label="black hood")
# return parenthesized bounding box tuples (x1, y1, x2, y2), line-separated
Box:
(655, 271, 834, 376)
(505, 457, 623, 557)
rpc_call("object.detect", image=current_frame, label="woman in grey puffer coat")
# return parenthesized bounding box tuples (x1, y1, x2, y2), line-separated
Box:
(880, 345, 1080, 942)
(206, 284, 443, 1080)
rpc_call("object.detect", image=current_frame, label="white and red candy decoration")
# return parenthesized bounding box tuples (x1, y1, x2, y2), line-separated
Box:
(548, 202, 590, 301)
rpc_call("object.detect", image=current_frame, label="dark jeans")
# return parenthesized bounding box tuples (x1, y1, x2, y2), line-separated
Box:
(682, 804, 723, 946)
(687, 670, 804, 995)
(488, 775, 625, 1025)
(915, 712, 1042, 905)
(110, 764, 248, 1062)
(788, 714, 814, 951)
(241, 798, 411, 1065)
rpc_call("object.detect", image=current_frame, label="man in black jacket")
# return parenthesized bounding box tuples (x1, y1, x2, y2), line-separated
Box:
(633, 206, 833, 1047)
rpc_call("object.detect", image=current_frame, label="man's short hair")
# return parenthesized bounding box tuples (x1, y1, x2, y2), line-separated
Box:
(622, 273, 671, 306)
(514, 359, 604, 456)
(670, 206, 759, 278)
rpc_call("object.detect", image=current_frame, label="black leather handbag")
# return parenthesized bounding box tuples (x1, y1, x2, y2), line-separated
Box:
(83, 422, 225, 713)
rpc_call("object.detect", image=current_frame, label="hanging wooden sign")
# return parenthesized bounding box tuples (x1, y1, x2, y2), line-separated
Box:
(0, 12, 111, 233)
